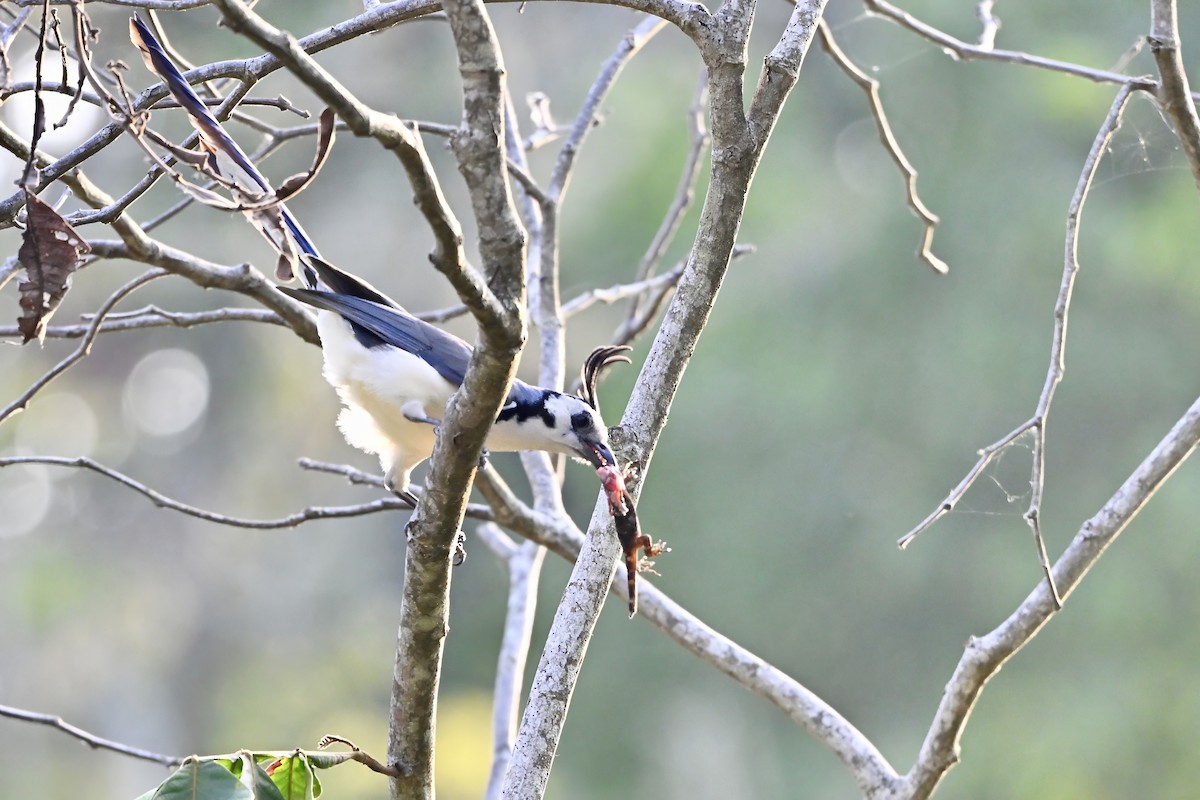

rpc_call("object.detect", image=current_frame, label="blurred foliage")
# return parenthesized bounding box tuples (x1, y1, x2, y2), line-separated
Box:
(3, 2, 1200, 799)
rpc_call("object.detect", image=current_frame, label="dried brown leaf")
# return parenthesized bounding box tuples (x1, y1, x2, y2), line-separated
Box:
(17, 190, 90, 344)
(275, 108, 337, 202)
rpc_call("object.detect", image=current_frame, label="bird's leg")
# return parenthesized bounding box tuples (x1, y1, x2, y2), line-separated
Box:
(401, 398, 485, 485)
(401, 400, 441, 432)
(394, 404, 473, 564)
(383, 466, 420, 509)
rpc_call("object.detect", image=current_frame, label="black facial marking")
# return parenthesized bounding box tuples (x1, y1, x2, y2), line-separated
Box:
(496, 389, 557, 429)
(570, 410, 594, 432)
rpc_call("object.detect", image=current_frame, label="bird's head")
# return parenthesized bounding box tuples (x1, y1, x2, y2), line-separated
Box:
(560, 345, 632, 468)
(542, 393, 618, 469)
(496, 346, 631, 466)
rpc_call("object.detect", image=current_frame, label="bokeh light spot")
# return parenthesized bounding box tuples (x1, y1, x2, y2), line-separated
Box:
(122, 349, 211, 438)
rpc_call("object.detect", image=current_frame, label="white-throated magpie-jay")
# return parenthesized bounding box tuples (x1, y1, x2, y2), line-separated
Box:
(130, 18, 626, 507)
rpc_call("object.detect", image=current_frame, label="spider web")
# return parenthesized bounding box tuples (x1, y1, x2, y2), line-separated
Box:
(945, 429, 1035, 522)
(823, 11, 1188, 191)
(1093, 93, 1188, 189)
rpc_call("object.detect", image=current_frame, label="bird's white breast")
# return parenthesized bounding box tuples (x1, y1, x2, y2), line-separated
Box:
(315, 311, 454, 459)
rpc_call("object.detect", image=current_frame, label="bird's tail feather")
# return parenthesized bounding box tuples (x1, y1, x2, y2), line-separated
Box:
(129, 16, 320, 284)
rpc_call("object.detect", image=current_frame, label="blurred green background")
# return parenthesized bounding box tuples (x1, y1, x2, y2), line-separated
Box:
(3, 2, 1200, 798)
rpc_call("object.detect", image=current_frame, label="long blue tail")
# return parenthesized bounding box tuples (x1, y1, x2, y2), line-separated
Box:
(129, 16, 320, 283)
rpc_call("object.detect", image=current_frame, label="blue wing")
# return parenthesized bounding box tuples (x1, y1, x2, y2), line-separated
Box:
(129, 16, 320, 268)
(278, 286, 473, 388)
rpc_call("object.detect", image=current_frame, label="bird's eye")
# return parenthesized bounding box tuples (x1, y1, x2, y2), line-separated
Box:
(570, 411, 593, 431)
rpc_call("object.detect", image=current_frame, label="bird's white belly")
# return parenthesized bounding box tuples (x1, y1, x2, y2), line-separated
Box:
(316, 312, 454, 457)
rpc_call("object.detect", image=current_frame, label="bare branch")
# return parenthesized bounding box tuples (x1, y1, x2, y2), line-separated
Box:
(0, 306, 286, 339)
(86, 232, 319, 340)
(900, 385, 1200, 798)
(1148, 0, 1200, 189)
(899, 84, 1137, 611)
(625, 72, 708, 326)
(561, 267, 685, 319)
(0, 80, 307, 114)
(865, 0, 1157, 92)
(475, 526, 546, 800)
(296, 458, 497, 523)
(1, 269, 167, 425)
(816, 18, 948, 274)
(547, 15, 667, 204)
(898, 421, 1036, 547)
(474, 466, 902, 795)
(975, 0, 1000, 49)
(0, 455, 416, 529)
(0, 704, 183, 767)
(506, 3, 831, 796)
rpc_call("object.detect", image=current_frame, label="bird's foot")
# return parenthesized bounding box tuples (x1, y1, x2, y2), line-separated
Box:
(386, 480, 420, 509)
(452, 531, 467, 566)
(402, 401, 442, 432)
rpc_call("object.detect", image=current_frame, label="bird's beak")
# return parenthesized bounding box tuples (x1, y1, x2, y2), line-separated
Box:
(577, 438, 617, 470)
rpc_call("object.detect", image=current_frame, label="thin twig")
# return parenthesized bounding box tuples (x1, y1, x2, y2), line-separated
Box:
(296, 458, 497, 522)
(817, 18, 948, 274)
(975, 0, 1000, 49)
(0, 455, 418, 528)
(0, 307, 285, 339)
(547, 15, 667, 204)
(0, 704, 183, 767)
(626, 71, 709, 325)
(0, 269, 167, 425)
(901, 384, 1200, 798)
(1148, 0, 1200, 189)
(899, 83, 1137, 610)
(865, 0, 1158, 93)
(476, 525, 546, 800)
(562, 267, 685, 319)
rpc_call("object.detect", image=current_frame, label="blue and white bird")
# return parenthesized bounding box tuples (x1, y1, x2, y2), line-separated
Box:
(130, 18, 628, 506)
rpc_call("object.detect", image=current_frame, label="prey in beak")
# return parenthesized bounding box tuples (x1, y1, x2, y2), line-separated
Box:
(577, 346, 667, 617)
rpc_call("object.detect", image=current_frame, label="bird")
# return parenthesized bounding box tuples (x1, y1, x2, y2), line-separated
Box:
(276, 255, 624, 505)
(130, 16, 627, 507)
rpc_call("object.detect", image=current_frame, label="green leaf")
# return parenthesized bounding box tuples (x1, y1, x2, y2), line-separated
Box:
(150, 761, 253, 800)
(249, 763, 288, 800)
(264, 753, 315, 800)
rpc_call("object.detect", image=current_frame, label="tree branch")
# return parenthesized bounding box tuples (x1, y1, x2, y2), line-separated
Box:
(864, 0, 1158, 93)
(476, 526, 547, 800)
(899, 384, 1200, 799)
(816, 17, 947, 274)
(0, 455, 426, 529)
(0, 704, 183, 767)
(0, 269, 167, 425)
(0, 306, 286, 339)
(898, 83, 1138, 612)
(504, 3, 831, 796)
(1148, 0, 1200, 189)
(475, 466, 901, 795)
